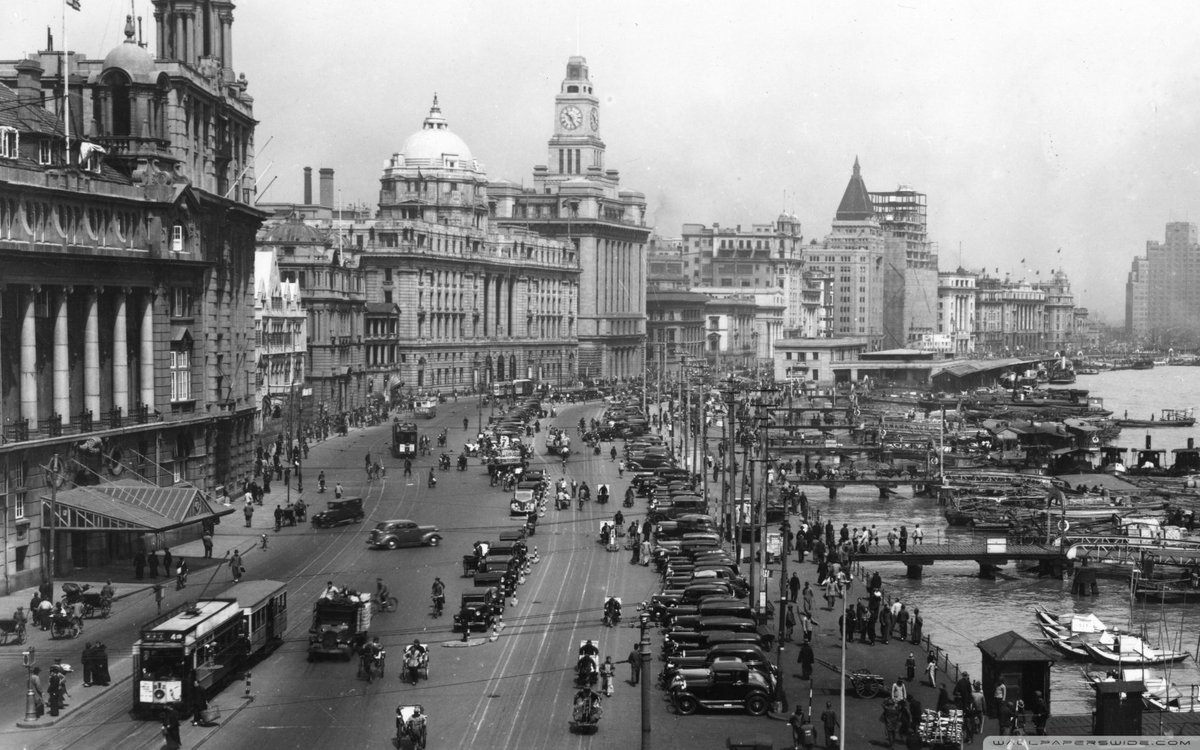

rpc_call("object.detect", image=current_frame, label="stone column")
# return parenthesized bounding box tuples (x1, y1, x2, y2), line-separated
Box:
(154, 11, 165, 59)
(53, 288, 70, 418)
(220, 11, 234, 70)
(84, 289, 100, 416)
(113, 290, 129, 414)
(141, 293, 155, 410)
(175, 13, 185, 61)
(20, 289, 38, 423)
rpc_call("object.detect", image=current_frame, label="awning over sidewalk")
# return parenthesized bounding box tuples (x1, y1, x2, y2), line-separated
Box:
(43, 479, 235, 532)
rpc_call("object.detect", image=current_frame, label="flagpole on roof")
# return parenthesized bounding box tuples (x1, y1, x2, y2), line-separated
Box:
(63, 0, 73, 165)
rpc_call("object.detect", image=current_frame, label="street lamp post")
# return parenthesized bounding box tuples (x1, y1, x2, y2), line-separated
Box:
(640, 611, 652, 750)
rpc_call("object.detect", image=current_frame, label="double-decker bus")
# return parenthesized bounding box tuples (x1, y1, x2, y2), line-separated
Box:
(133, 580, 287, 716)
(391, 421, 418, 458)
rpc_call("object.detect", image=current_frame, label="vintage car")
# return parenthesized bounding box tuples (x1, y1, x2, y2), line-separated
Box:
(366, 519, 442, 550)
(453, 588, 502, 632)
(311, 497, 365, 529)
(669, 661, 774, 716)
(664, 643, 779, 681)
(509, 489, 537, 516)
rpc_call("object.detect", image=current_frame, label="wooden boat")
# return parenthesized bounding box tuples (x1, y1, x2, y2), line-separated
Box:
(1083, 638, 1191, 667)
(1082, 669, 1198, 712)
(1043, 633, 1092, 659)
(1134, 578, 1200, 604)
(1115, 409, 1195, 429)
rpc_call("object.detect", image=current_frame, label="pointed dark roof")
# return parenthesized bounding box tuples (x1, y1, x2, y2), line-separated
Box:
(835, 156, 874, 221)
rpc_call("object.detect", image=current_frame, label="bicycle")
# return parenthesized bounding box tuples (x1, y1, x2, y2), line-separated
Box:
(374, 595, 399, 614)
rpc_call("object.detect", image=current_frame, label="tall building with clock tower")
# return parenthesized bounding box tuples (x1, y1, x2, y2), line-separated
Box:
(491, 56, 651, 381)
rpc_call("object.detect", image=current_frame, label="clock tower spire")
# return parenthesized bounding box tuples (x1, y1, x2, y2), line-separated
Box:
(548, 55, 605, 177)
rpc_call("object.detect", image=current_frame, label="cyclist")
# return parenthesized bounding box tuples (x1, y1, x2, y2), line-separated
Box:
(376, 578, 392, 612)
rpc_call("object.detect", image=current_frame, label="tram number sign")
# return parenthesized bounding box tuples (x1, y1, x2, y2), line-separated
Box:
(140, 680, 183, 703)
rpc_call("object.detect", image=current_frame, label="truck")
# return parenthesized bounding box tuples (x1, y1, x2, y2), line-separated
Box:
(307, 593, 372, 661)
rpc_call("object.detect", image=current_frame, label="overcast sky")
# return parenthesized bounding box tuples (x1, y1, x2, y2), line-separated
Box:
(5, 1, 1200, 323)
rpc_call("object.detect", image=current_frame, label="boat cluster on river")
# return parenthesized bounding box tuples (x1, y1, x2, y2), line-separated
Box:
(758, 361, 1200, 609)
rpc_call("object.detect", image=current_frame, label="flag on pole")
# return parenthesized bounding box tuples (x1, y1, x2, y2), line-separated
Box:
(66, 0, 81, 10)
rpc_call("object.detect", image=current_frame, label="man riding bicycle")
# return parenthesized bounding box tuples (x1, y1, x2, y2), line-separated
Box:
(376, 578, 392, 611)
(361, 636, 384, 680)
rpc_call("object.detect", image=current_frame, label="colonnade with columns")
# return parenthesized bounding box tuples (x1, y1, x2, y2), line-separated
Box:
(4, 284, 157, 438)
(155, 1, 234, 69)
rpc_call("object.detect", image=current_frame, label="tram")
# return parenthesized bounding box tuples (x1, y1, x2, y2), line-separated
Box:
(132, 580, 287, 716)
(391, 421, 419, 458)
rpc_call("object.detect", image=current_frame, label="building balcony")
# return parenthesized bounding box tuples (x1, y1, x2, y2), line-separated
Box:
(3, 404, 165, 446)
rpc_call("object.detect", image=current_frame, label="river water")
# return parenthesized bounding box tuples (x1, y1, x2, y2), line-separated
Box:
(807, 365, 1200, 716)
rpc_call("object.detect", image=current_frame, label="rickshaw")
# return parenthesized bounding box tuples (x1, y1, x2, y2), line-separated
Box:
(575, 640, 599, 688)
(395, 704, 428, 749)
(0, 617, 26, 645)
(50, 612, 80, 639)
(570, 687, 602, 733)
(403, 644, 430, 684)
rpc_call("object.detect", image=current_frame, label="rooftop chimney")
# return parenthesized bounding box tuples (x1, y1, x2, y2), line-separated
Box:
(14, 58, 44, 106)
(319, 168, 334, 210)
(304, 167, 312, 205)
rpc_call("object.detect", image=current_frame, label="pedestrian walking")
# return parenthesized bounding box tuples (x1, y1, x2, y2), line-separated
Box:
(230, 550, 244, 582)
(801, 581, 814, 618)
(404, 458, 413, 477)
(630, 538, 641, 564)
(891, 676, 907, 702)
(201, 530, 214, 559)
(797, 640, 814, 679)
(175, 560, 189, 590)
(148, 549, 159, 578)
(879, 604, 893, 644)
(800, 612, 815, 643)
(92, 642, 110, 685)
(909, 607, 924, 645)
(274, 505, 283, 532)
(784, 604, 796, 641)
(133, 550, 146, 580)
(882, 698, 902, 748)
(30, 667, 44, 717)
(243, 501, 254, 528)
(820, 702, 839, 748)
(897, 604, 910, 641)
(925, 652, 937, 686)
(905, 652, 916, 682)
(640, 538, 651, 566)
(899, 525, 908, 553)
(600, 655, 615, 697)
(627, 644, 642, 685)
(161, 706, 182, 749)
(153, 583, 165, 613)
(80, 642, 94, 687)
(912, 523, 924, 545)
(789, 572, 801, 603)
(162, 548, 173, 576)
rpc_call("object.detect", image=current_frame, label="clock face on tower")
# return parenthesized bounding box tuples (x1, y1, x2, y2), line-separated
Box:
(559, 105, 583, 130)
(589, 108, 599, 131)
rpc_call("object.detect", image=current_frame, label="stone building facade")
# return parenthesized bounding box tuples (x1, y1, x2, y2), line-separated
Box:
(0, 0, 260, 589)
(491, 57, 650, 381)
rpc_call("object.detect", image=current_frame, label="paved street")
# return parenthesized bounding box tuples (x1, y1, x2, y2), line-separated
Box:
(2, 400, 691, 750)
(3, 397, 927, 750)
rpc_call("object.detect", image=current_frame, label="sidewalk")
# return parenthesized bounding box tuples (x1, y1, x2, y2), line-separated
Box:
(5, 424, 375, 732)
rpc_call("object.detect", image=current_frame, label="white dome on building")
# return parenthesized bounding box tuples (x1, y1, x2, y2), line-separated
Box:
(400, 95, 474, 165)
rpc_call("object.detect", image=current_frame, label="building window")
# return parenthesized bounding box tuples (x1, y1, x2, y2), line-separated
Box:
(171, 224, 185, 253)
(38, 139, 51, 165)
(170, 347, 192, 401)
(384, 290, 393, 303)
(171, 287, 194, 318)
(0, 126, 17, 158)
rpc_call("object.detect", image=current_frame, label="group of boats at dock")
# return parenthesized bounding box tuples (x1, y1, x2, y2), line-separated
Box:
(1034, 606, 1200, 712)
(1034, 606, 1190, 666)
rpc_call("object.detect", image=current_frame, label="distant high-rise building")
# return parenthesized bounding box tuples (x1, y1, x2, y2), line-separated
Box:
(807, 158, 886, 347)
(1125, 255, 1150, 342)
(1143, 222, 1200, 342)
(871, 186, 939, 348)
